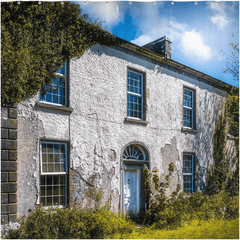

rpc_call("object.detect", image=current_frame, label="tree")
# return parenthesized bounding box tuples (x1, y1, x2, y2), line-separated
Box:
(206, 38, 239, 195)
(223, 35, 239, 82)
(1, 1, 119, 106)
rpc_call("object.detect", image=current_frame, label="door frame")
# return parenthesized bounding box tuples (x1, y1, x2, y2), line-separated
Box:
(120, 142, 150, 215)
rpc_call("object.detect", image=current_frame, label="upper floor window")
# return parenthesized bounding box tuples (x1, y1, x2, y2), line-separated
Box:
(40, 62, 67, 106)
(183, 87, 194, 129)
(40, 142, 68, 207)
(183, 153, 194, 193)
(127, 70, 144, 120)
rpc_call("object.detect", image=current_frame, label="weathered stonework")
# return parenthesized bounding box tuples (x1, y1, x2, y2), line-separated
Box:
(15, 43, 230, 218)
(1, 105, 18, 224)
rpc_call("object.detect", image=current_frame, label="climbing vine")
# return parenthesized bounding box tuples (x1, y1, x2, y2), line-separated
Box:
(1, 1, 120, 106)
(206, 87, 239, 195)
(142, 163, 183, 225)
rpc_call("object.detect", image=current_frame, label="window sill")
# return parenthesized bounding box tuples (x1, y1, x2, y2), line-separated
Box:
(181, 127, 198, 134)
(124, 117, 148, 125)
(36, 102, 73, 113)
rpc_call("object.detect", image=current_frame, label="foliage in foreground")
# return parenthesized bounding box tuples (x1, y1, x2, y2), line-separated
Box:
(142, 163, 239, 230)
(7, 207, 134, 239)
(113, 218, 239, 239)
(1, 1, 119, 106)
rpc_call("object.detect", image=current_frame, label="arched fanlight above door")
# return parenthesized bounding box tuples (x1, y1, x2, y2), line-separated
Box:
(122, 144, 149, 162)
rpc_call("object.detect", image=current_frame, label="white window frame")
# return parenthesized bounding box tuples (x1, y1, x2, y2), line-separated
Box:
(183, 153, 194, 193)
(40, 62, 67, 107)
(40, 141, 68, 207)
(183, 87, 194, 129)
(127, 70, 144, 120)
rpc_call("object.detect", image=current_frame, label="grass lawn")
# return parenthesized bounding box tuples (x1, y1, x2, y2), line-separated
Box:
(113, 218, 239, 239)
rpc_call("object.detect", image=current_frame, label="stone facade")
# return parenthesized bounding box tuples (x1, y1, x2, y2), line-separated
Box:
(3, 41, 231, 219)
(1, 105, 18, 224)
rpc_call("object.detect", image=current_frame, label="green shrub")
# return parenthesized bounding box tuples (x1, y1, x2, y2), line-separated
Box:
(142, 163, 239, 230)
(7, 207, 134, 239)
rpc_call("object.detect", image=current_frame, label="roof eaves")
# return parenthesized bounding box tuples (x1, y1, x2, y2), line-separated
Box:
(116, 37, 232, 91)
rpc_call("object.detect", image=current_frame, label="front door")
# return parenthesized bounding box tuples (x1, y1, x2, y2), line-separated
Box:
(123, 169, 140, 215)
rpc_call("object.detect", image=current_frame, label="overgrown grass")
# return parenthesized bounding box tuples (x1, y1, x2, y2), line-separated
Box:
(114, 218, 239, 239)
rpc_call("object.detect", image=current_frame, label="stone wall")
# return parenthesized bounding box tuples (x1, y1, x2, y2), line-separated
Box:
(1, 105, 18, 224)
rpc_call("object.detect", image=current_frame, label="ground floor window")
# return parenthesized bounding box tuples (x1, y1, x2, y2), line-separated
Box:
(183, 153, 194, 193)
(40, 142, 68, 207)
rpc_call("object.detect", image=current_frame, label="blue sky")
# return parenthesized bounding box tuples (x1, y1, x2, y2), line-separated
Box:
(76, 1, 239, 86)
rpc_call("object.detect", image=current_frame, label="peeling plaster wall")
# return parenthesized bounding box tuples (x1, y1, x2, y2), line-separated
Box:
(17, 96, 70, 217)
(17, 44, 226, 217)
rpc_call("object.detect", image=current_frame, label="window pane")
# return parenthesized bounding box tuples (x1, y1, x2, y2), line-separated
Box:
(55, 164, 60, 172)
(40, 94, 46, 102)
(47, 175, 52, 185)
(60, 196, 64, 205)
(42, 164, 47, 173)
(53, 186, 59, 195)
(183, 155, 193, 173)
(53, 197, 59, 205)
(47, 144, 53, 153)
(183, 108, 192, 128)
(47, 185, 52, 194)
(48, 164, 54, 172)
(60, 186, 65, 195)
(128, 71, 142, 95)
(60, 164, 65, 172)
(40, 142, 67, 207)
(59, 96, 65, 105)
(41, 186, 45, 196)
(183, 154, 194, 193)
(47, 197, 52, 206)
(41, 197, 46, 206)
(183, 175, 193, 193)
(46, 93, 52, 103)
(42, 154, 47, 163)
(127, 94, 142, 119)
(53, 175, 60, 185)
(42, 144, 47, 152)
(60, 175, 65, 184)
(183, 88, 194, 128)
(53, 87, 59, 95)
(41, 175, 45, 185)
(40, 62, 67, 106)
(41, 143, 66, 173)
(53, 95, 58, 104)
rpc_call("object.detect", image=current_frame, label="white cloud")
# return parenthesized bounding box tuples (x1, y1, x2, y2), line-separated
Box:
(207, 2, 237, 30)
(211, 16, 228, 29)
(131, 19, 188, 46)
(132, 20, 213, 63)
(179, 30, 212, 61)
(131, 35, 152, 46)
(78, 1, 214, 63)
(77, 1, 122, 28)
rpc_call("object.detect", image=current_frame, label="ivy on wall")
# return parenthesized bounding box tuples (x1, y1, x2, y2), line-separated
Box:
(1, 1, 120, 106)
(206, 87, 239, 195)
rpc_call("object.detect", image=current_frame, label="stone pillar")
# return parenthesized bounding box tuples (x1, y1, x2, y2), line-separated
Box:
(1, 105, 18, 224)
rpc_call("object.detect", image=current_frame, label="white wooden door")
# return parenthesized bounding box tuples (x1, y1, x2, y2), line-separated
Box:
(123, 169, 140, 214)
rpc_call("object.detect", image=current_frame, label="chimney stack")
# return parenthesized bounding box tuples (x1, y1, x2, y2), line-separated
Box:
(143, 36, 171, 59)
